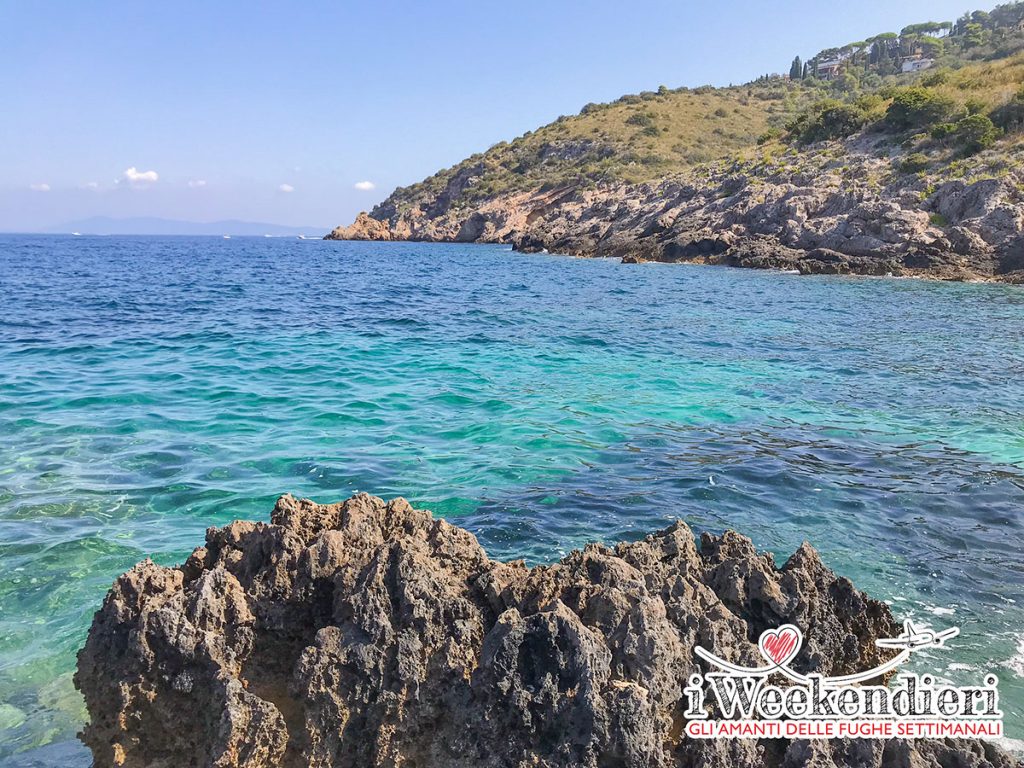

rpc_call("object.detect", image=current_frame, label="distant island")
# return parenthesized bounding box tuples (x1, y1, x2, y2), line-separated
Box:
(52, 216, 326, 237)
(328, 3, 1024, 282)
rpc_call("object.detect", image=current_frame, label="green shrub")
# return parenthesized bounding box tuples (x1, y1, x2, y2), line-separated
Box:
(929, 212, 950, 227)
(900, 152, 931, 173)
(929, 113, 999, 153)
(795, 100, 869, 143)
(991, 87, 1024, 132)
(965, 98, 987, 115)
(855, 93, 885, 114)
(885, 86, 960, 130)
(952, 114, 999, 153)
(625, 112, 656, 127)
(921, 68, 951, 87)
(819, 103, 868, 139)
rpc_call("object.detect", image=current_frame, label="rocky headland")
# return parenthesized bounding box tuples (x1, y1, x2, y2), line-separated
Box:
(76, 493, 1017, 767)
(327, 26, 1024, 283)
(327, 134, 1024, 282)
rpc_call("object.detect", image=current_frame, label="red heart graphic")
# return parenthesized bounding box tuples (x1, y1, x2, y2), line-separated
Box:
(759, 625, 802, 667)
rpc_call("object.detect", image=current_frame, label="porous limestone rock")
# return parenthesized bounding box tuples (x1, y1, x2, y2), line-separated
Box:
(76, 494, 1017, 768)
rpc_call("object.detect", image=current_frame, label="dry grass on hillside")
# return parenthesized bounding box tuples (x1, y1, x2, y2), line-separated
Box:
(932, 52, 1024, 110)
(383, 53, 1024, 214)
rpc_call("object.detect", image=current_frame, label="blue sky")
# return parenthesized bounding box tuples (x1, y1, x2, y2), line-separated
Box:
(0, 0, 991, 231)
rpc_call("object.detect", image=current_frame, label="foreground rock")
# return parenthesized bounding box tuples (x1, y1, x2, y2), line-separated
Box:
(326, 135, 1024, 282)
(77, 494, 1015, 767)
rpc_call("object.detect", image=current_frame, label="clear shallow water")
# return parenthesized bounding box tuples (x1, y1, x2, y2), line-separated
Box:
(1, 234, 1022, 762)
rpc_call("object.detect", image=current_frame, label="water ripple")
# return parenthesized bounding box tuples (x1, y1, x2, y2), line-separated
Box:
(0, 235, 1023, 762)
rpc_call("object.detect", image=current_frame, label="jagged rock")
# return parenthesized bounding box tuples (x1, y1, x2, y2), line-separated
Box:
(929, 179, 1008, 223)
(76, 494, 1016, 768)
(326, 138, 1024, 281)
(325, 212, 392, 241)
(998, 235, 1024, 273)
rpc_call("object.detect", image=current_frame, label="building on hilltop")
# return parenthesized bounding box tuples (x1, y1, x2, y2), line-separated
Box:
(901, 58, 935, 73)
(815, 58, 845, 80)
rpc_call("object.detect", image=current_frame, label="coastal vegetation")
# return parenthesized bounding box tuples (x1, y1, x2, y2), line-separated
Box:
(329, 3, 1024, 283)
(377, 3, 1024, 217)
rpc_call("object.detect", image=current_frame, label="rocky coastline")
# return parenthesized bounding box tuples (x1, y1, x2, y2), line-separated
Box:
(76, 493, 1017, 767)
(326, 136, 1024, 283)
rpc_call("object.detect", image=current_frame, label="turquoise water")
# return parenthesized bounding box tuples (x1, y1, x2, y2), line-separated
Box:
(1, 234, 1022, 762)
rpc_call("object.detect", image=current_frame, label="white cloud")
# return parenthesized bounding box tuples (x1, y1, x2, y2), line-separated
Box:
(81, 181, 100, 190)
(354, 180, 376, 191)
(278, 183, 295, 193)
(29, 183, 50, 192)
(188, 179, 207, 188)
(118, 167, 159, 186)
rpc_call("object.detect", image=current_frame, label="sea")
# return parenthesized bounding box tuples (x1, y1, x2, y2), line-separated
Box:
(1, 234, 1022, 764)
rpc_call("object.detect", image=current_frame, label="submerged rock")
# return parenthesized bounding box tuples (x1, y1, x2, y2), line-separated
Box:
(76, 494, 1015, 767)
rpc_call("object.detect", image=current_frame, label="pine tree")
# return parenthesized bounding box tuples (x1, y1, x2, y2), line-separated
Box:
(790, 56, 803, 80)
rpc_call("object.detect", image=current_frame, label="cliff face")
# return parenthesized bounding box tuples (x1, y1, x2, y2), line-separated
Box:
(327, 135, 1024, 281)
(76, 493, 1015, 768)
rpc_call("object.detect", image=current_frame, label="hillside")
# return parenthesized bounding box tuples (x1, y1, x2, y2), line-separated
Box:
(328, 3, 1024, 281)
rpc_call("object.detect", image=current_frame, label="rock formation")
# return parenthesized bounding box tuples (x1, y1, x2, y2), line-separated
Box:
(76, 493, 1017, 767)
(326, 135, 1024, 282)
(328, 212, 394, 241)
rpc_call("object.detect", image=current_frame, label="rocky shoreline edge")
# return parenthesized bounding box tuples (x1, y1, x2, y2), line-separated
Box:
(75, 493, 1016, 767)
(326, 136, 1024, 283)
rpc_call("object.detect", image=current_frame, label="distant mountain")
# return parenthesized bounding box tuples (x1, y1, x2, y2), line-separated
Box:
(54, 217, 326, 236)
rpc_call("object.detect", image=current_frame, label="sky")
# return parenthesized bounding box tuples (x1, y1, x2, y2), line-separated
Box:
(0, 0, 994, 232)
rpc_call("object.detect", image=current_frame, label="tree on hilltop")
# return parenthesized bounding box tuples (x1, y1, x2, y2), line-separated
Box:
(901, 21, 953, 37)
